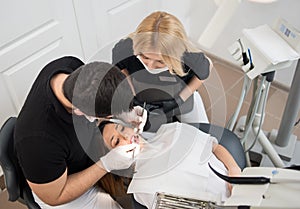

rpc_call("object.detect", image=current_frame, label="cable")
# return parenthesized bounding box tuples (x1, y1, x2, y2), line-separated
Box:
(208, 163, 270, 184)
(241, 77, 265, 145)
(295, 117, 300, 127)
(238, 39, 249, 65)
(248, 48, 254, 69)
(244, 80, 269, 153)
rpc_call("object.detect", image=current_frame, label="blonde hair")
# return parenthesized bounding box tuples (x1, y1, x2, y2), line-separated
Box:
(130, 11, 199, 76)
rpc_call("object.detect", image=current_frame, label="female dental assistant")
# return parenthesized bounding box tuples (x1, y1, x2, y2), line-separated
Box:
(112, 11, 211, 124)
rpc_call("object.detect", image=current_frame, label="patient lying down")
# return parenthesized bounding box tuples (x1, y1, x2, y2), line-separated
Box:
(101, 122, 241, 208)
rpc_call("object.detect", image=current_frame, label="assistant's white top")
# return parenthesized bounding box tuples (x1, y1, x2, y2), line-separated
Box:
(128, 122, 229, 208)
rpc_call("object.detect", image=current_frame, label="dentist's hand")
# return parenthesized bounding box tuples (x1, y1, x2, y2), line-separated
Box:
(100, 143, 138, 172)
(116, 106, 148, 134)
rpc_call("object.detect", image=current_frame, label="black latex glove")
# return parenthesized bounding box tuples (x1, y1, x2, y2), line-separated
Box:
(161, 96, 184, 114)
(112, 38, 134, 65)
(182, 51, 210, 79)
(132, 96, 143, 106)
(133, 96, 162, 112)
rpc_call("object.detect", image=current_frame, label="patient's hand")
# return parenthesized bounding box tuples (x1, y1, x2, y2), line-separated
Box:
(227, 167, 242, 192)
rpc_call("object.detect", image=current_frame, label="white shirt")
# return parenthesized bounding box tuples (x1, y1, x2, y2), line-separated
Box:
(128, 122, 229, 208)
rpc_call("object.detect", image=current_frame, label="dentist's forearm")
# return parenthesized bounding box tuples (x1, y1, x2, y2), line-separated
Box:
(28, 161, 107, 206)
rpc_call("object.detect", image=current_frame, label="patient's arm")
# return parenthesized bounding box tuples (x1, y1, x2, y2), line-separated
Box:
(212, 143, 241, 175)
(212, 143, 241, 191)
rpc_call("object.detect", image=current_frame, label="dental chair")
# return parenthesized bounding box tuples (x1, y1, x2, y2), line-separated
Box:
(144, 109, 246, 170)
(195, 123, 246, 170)
(0, 117, 41, 209)
(132, 72, 245, 168)
(135, 91, 247, 170)
(129, 71, 247, 208)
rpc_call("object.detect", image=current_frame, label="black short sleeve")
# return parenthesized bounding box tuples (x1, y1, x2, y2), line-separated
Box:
(16, 136, 67, 183)
(182, 52, 210, 81)
(112, 38, 134, 69)
(14, 56, 94, 184)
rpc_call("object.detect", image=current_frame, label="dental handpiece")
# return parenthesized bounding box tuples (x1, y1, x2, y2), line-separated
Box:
(209, 163, 270, 184)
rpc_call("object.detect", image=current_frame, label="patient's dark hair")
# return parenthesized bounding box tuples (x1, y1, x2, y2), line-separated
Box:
(98, 120, 113, 135)
(63, 62, 134, 117)
(97, 120, 133, 207)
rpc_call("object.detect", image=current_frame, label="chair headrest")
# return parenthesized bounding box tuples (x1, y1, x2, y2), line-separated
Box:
(0, 117, 20, 201)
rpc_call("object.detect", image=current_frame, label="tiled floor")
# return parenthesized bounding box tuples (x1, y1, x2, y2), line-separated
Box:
(0, 189, 26, 209)
(0, 56, 299, 208)
(199, 58, 300, 140)
(200, 57, 300, 167)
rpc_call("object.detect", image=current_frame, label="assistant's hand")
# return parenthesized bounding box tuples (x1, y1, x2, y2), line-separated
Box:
(100, 143, 139, 172)
(116, 106, 148, 134)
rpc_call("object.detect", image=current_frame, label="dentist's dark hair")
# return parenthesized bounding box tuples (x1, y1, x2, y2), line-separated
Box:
(63, 62, 134, 117)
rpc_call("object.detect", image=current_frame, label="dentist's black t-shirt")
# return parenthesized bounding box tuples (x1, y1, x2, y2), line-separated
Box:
(14, 56, 103, 184)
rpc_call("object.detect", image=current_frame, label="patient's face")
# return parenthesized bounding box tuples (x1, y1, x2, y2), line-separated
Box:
(102, 123, 140, 149)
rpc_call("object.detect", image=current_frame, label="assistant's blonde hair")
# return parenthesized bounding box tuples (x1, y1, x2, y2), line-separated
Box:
(130, 11, 199, 76)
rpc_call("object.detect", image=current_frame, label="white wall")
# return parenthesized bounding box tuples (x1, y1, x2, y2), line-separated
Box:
(187, 0, 300, 88)
(1, 0, 299, 177)
(74, 0, 162, 62)
(0, 0, 84, 127)
(17, 0, 297, 88)
(1, 0, 298, 123)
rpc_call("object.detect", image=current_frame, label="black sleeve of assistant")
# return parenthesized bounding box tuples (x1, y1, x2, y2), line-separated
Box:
(112, 38, 134, 69)
(182, 52, 210, 80)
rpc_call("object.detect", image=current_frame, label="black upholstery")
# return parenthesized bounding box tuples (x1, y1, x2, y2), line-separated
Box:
(146, 112, 246, 169)
(191, 123, 246, 170)
(132, 72, 246, 169)
(0, 117, 41, 209)
(130, 122, 246, 209)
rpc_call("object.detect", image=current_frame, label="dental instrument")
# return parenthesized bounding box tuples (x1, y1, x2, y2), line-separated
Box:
(247, 48, 254, 70)
(132, 148, 135, 160)
(153, 192, 217, 209)
(100, 102, 146, 134)
(209, 163, 300, 185)
(238, 39, 249, 65)
(228, 20, 300, 167)
(209, 163, 269, 184)
(134, 102, 146, 134)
